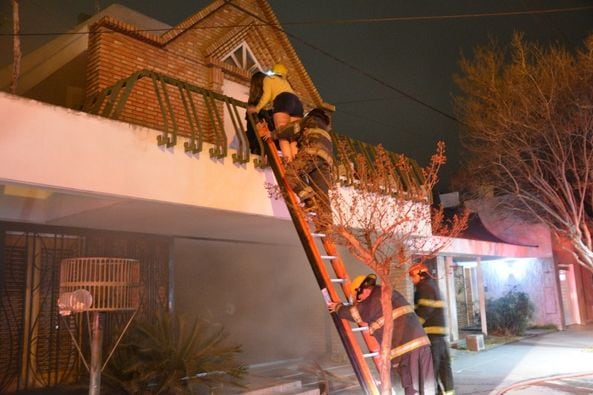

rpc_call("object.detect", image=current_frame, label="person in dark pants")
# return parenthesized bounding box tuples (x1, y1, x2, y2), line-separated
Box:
(245, 71, 275, 155)
(409, 262, 455, 395)
(259, 108, 334, 212)
(328, 274, 435, 395)
(248, 63, 303, 162)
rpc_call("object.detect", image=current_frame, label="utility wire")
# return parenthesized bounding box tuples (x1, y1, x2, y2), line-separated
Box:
(333, 97, 403, 105)
(4, 2, 590, 125)
(224, 0, 463, 124)
(283, 5, 593, 25)
(1, 4, 591, 37)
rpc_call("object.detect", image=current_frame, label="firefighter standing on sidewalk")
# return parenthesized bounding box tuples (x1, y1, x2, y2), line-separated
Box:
(328, 274, 435, 395)
(409, 263, 455, 395)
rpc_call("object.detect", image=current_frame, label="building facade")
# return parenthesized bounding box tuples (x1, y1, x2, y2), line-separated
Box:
(1, 0, 590, 392)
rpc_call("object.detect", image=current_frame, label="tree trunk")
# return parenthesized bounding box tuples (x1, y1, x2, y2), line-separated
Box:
(10, 0, 21, 94)
(379, 281, 393, 395)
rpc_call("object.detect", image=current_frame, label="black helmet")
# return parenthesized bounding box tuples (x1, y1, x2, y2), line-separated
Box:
(302, 108, 330, 131)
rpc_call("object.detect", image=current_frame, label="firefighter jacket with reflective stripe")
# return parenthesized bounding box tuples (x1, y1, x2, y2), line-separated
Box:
(335, 285, 429, 363)
(273, 122, 334, 166)
(414, 277, 448, 336)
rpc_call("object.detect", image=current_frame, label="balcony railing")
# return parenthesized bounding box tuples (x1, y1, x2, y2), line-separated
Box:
(81, 69, 425, 191)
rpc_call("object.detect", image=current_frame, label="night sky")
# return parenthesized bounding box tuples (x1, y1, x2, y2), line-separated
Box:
(1, 0, 592, 191)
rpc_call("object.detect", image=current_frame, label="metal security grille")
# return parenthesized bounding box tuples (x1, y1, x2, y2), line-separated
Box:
(0, 232, 83, 392)
(81, 69, 427, 190)
(0, 224, 170, 393)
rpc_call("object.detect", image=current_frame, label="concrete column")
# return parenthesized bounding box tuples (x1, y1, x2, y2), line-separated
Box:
(442, 256, 459, 342)
(476, 257, 488, 335)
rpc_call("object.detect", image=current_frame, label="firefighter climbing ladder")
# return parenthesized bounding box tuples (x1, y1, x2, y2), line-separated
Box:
(256, 121, 381, 395)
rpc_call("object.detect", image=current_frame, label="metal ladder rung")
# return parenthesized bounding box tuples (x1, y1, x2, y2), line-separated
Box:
(351, 326, 369, 332)
(261, 123, 379, 393)
(363, 352, 379, 359)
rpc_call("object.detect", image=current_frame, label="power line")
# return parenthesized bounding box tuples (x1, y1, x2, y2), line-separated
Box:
(283, 5, 593, 25)
(224, 1, 463, 124)
(336, 108, 412, 133)
(4, 2, 589, 126)
(333, 97, 402, 105)
(1, 4, 592, 37)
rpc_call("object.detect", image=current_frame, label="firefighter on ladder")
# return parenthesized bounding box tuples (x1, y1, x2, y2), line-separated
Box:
(409, 263, 455, 395)
(328, 274, 435, 394)
(258, 108, 334, 216)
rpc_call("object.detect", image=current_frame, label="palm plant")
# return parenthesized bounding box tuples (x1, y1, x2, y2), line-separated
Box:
(105, 311, 247, 394)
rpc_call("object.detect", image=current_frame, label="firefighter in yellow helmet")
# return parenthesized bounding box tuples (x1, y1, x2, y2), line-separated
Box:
(271, 63, 288, 76)
(409, 262, 455, 395)
(248, 62, 303, 162)
(328, 273, 435, 394)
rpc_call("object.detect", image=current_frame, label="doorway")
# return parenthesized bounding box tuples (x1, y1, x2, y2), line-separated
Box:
(453, 263, 482, 332)
(558, 266, 579, 325)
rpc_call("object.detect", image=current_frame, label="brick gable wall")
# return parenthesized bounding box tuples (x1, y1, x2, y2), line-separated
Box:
(85, 0, 325, 143)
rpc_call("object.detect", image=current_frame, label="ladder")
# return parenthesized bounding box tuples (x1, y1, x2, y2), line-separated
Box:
(255, 120, 382, 395)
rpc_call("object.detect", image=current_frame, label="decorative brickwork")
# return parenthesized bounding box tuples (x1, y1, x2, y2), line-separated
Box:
(85, 0, 330, 142)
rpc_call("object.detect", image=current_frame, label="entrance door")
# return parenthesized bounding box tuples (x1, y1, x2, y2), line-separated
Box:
(453, 264, 482, 331)
(0, 231, 84, 392)
(559, 267, 577, 325)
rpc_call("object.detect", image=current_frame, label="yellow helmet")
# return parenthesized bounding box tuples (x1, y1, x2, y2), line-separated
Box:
(408, 262, 435, 279)
(272, 63, 288, 77)
(408, 262, 429, 275)
(349, 274, 377, 301)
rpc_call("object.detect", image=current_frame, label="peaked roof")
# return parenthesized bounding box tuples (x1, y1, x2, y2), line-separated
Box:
(89, 0, 331, 110)
(2, 1, 332, 110)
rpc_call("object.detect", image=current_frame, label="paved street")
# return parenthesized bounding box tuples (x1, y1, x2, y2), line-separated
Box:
(197, 323, 593, 394)
(453, 324, 593, 394)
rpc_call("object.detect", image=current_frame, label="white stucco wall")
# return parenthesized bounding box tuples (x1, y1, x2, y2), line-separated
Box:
(481, 257, 562, 328)
(0, 93, 288, 218)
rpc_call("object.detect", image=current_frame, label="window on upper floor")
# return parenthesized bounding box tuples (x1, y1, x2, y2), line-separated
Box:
(222, 43, 261, 74)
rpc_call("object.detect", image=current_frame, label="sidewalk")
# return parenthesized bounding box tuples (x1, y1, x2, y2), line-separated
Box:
(240, 324, 593, 394)
(451, 324, 593, 394)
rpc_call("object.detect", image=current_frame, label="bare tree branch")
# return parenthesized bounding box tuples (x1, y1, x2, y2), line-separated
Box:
(454, 32, 593, 272)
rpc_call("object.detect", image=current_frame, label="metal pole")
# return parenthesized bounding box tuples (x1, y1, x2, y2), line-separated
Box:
(89, 311, 103, 395)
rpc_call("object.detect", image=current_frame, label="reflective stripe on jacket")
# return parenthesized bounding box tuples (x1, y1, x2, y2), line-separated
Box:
(414, 277, 448, 337)
(336, 285, 428, 363)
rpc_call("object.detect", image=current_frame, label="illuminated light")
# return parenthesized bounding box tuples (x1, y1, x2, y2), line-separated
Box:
(3, 184, 52, 199)
(559, 272, 566, 281)
(492, 258, 531, 281)
(58, 289, 93, 316)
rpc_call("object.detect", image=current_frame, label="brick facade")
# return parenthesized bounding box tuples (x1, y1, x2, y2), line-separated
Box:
(85, 0, 327, 143)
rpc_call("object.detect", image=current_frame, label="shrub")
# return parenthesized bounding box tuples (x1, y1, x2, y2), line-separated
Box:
(105, 311, 247, 394)
(486, 288, 535, 336)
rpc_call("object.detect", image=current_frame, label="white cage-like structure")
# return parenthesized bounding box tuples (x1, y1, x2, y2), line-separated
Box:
(59, 257, 140, 312)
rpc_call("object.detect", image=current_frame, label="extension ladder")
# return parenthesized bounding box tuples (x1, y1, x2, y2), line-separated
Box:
(256, 121, 382, 395)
